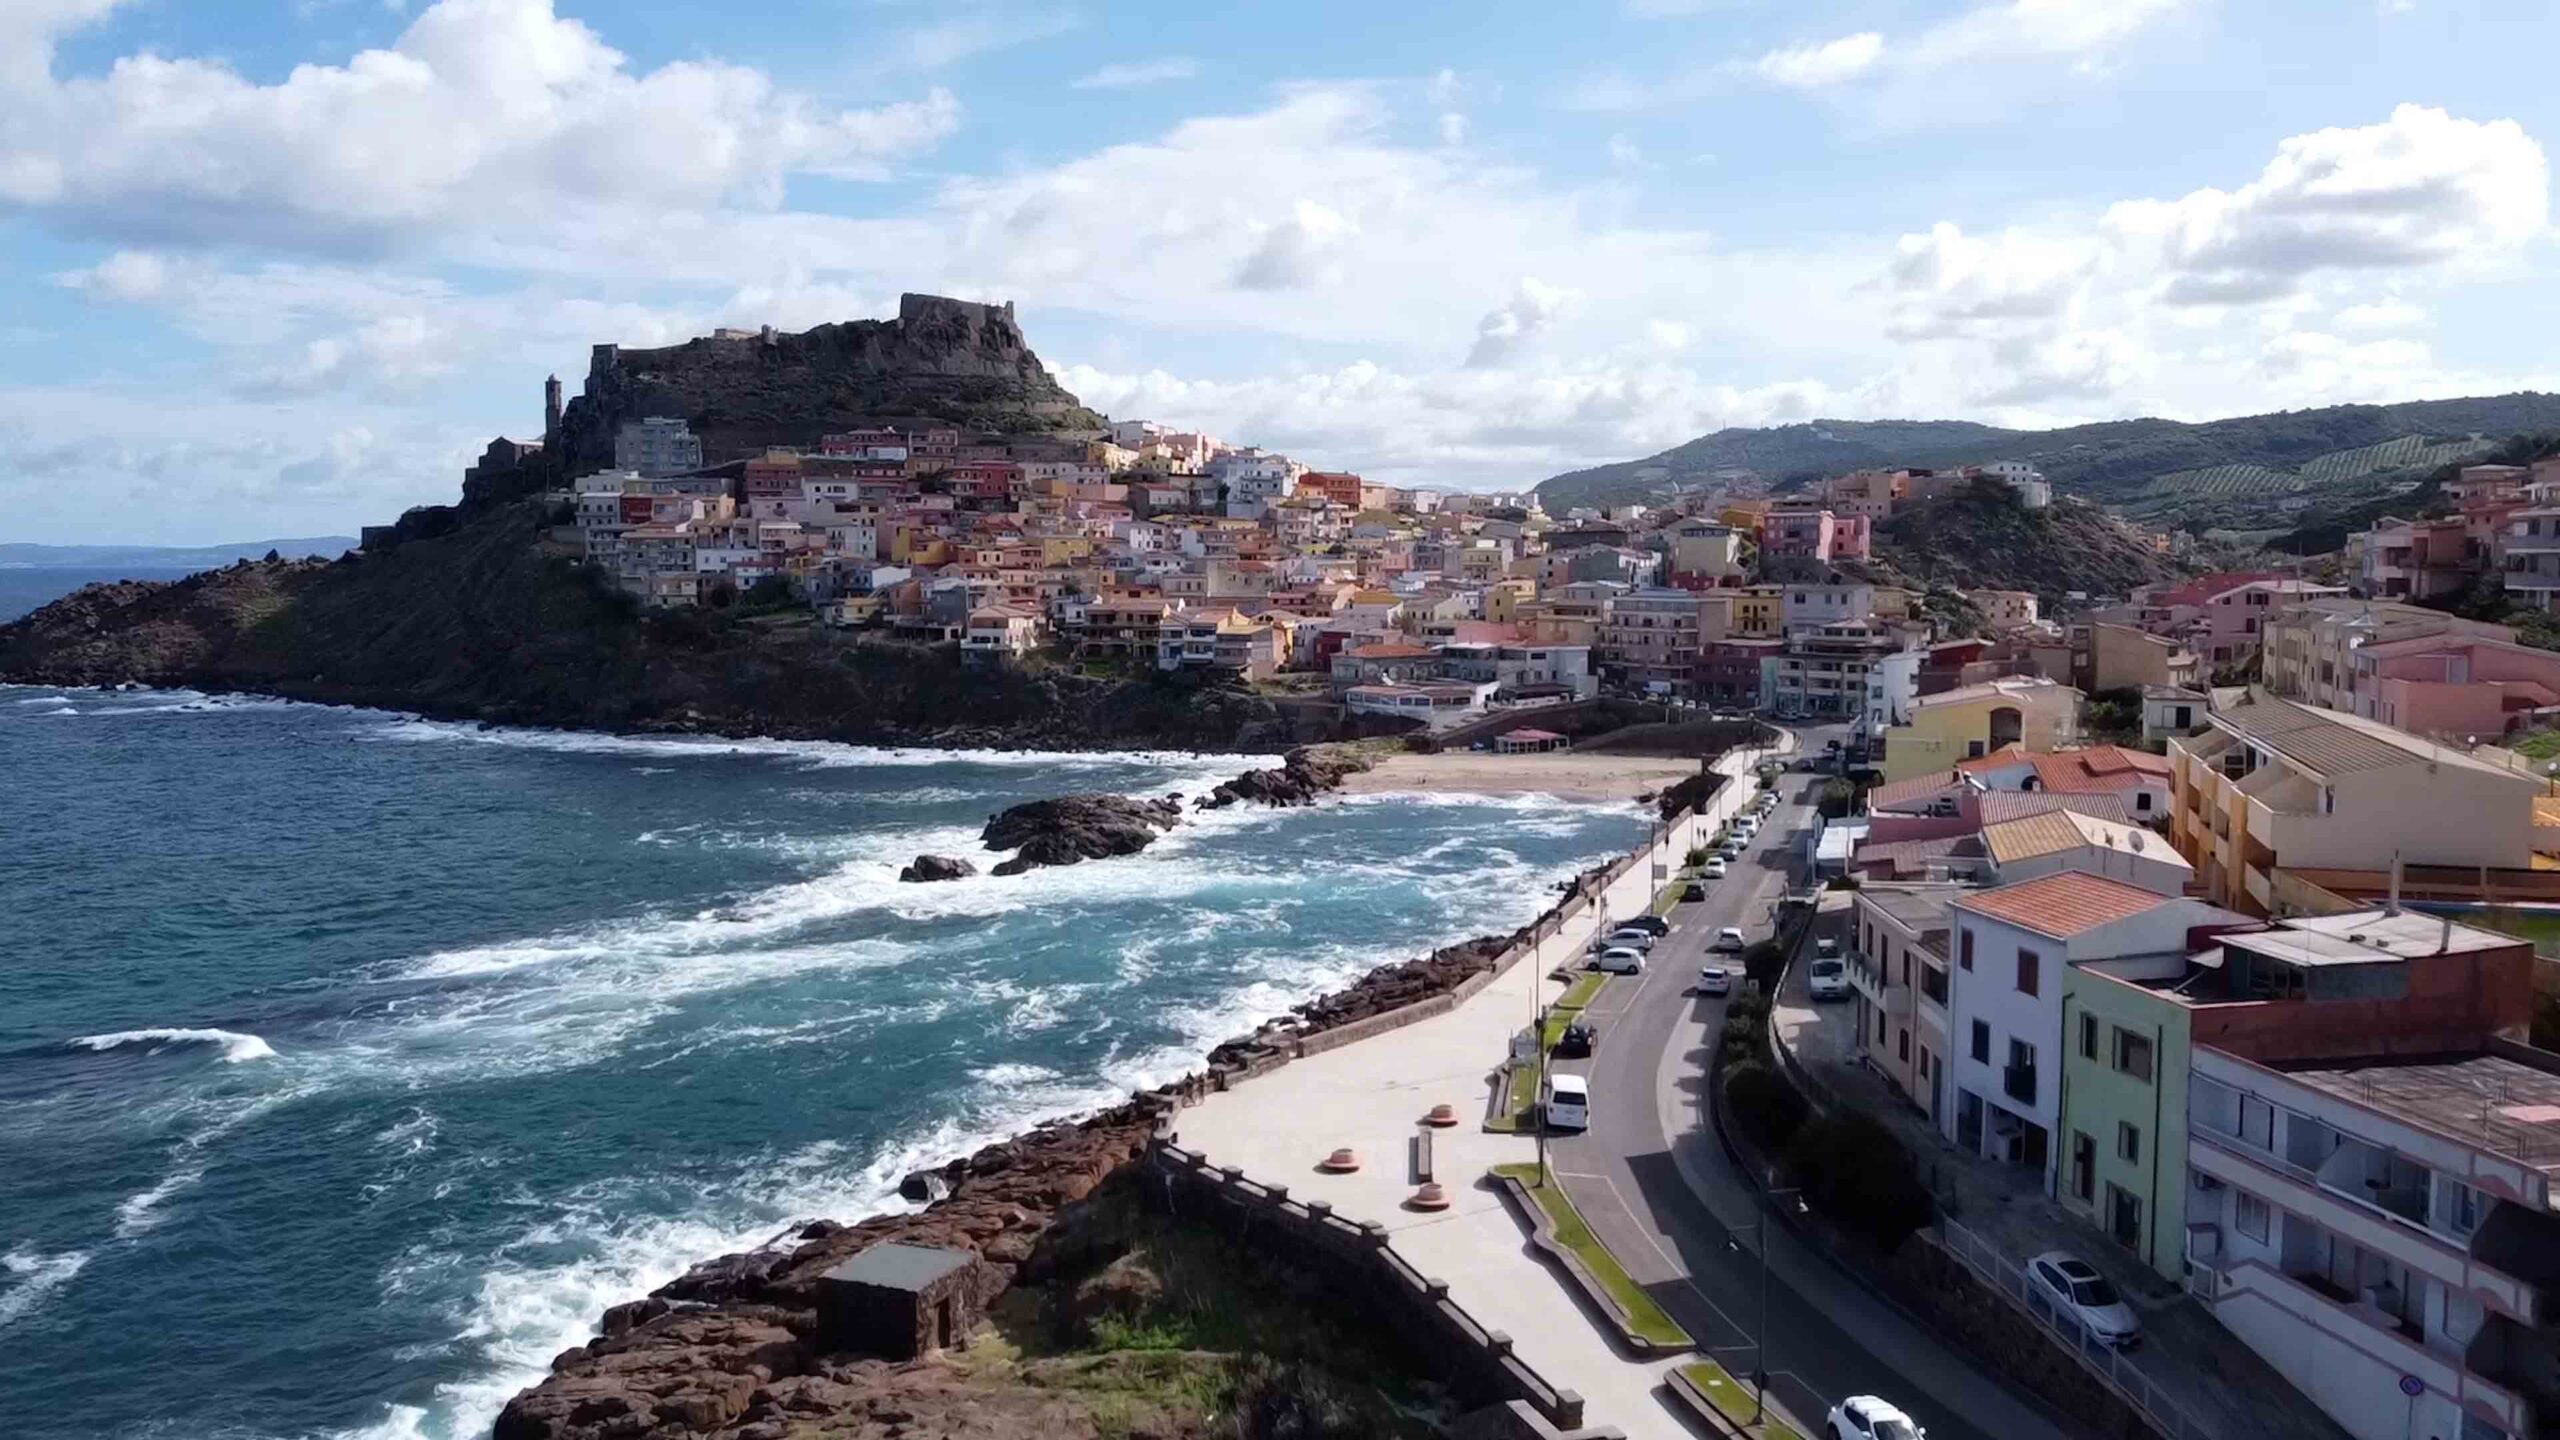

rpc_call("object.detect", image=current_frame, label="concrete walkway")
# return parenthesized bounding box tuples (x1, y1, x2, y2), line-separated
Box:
(1170, 747, 1770, 1439)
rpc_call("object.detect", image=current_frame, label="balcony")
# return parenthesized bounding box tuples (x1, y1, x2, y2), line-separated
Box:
(2192, 1260, 2531, 1433)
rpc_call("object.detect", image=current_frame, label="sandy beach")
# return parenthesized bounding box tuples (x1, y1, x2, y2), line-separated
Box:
(1338, 749, 1709, 802)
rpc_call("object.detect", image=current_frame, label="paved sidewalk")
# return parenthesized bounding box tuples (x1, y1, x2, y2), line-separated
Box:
(1170, 748, 1771, 1440)
(1772, 900, 2348, 1440)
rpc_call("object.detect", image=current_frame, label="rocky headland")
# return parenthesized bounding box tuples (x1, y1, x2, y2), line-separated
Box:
(1193, 744, 1376, 809)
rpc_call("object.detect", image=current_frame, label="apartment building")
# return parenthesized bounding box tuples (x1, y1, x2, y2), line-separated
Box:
(2087, 621, 2203, 694)
(612, 417, 704, 476)
(2355, 516, 2477, 602)
(1876, 677, 2083, 783)
(1967, 589, 2040, 631)
(1770, 619, 1921, 725)
(1850, 882, 1972, 1123)
(2261, 599, 2514, 715)
(1600, 587, 1712, 694)
(2167, 692, 2545, 918)
(1943, 872, 2243, 1190)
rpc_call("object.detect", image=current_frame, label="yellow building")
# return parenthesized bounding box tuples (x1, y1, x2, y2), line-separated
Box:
(1732, 585, 1785, 639)
(1877, 677, 2083, 783)
(1483, 578, 1536, 624)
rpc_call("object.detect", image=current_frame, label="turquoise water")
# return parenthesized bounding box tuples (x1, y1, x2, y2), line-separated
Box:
(0, 686, 1643, 1440)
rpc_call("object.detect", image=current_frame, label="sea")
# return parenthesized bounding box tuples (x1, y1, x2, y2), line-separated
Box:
(0, 685, 1646, 1440)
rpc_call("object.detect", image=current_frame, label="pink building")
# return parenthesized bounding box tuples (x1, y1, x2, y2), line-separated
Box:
(2352, 632, 2560, 737)
(2355, 515, 2476, 601)
(1760, 506, 1870, 562)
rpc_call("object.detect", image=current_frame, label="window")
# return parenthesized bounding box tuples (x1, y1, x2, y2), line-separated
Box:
(2441, 1178, 2484, 1238)
(2071, 1132, 2096, 1202)
(2113, 1029, 2155, 1083)
(1897, 1029, 1910, 1062)
(2017, 949, 2040, 998)
(2236, 1191, 2271, 1243)
(2118, 1122, 2142, 1164)
(2079, 1013, 2100, 1061)
(1971, 1020, 1991, 1063)
(2135, 791, 2154, 813)
(1960, 927, 1975, 971)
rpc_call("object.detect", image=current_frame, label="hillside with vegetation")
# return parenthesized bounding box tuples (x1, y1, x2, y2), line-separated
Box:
(1839, 482, 2190, 603)
(1536, 394, 2560, 527)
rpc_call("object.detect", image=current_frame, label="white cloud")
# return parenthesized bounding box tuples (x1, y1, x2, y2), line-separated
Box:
(2107, 104, 2548, 304)
(892, 7, 1079, 68)
(2334, 297, 2427, 331)
(1752, 33, 1884, 89)
(1, 0, 961, 250)
(1071, 57, 1199, 90)
(1466, 278, 1580, 368)
(1438, 111, 1469, 145)
(1606, 134, 1648, 169)
(1233, 199, 1361, 291)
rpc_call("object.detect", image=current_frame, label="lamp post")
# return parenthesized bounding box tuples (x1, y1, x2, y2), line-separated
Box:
(1728, 1180, 1806, 1426)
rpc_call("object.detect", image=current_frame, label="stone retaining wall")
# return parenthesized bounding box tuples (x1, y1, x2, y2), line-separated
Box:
(1146, 1143, 1592, 1431)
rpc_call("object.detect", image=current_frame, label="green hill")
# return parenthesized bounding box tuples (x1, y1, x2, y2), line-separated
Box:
(1534, 394, 2560, 523)
(1844, 483, 2187, 603)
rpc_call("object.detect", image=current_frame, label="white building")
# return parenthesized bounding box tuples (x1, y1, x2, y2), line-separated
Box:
(1943, 873, 2239, 1190)
(1211, 449, 1300, 519)
(2187, 1036, 2560, 1440)
(613, 417, 704, 477)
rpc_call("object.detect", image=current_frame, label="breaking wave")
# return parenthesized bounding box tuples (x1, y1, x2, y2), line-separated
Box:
(73, 1028, 276, 1064)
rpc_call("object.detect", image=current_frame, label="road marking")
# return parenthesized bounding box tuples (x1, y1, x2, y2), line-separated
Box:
(1579, 1168, 1750, 1338)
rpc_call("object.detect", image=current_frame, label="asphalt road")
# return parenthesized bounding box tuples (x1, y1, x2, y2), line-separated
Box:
(1544, 725, 2085, 1440)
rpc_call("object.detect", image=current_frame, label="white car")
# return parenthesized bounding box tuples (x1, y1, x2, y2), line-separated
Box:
(1717, 840, 1744, 861)
(2028, 1252, 2142, 1348)
(1696, 965, 1732, 996)
(1826, 1394, 1923, 1440)
(1701, 858, 1729, 880)
(1599, 926, 1657, 952)
(1807, 956, 1850, 1001)
(1593, 946, 1647, 975)
(1815, 935, 1840, 959)
(1543, 1072, 1591, 1131)
(1712, 926, 1746, 952)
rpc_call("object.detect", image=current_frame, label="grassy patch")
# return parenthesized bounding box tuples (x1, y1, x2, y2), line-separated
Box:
(2511, 730, 2560, 762)
(1492, 1164, 1693, 1349)
(1486, 1043, 1540, 1133)
(1679, 1360, 1805, 1440)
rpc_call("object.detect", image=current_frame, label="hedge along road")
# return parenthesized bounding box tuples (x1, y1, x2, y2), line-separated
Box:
(1540, 739, 2084, 1440)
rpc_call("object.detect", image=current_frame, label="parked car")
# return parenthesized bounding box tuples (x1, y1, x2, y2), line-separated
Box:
(1682, 882, 1708, 902)
(1554, 1018, 1597, 1058)
(1696, 965, 1732, 997)
(1600, 926, 1656, 952)
(1815, 935, 1840, 959)
(2027, 1252, 2142, 1348)
(1593, 947, 1646, 975)
(1702, 858, 1728, 880)
(1623, 915, 1672, 937)
(1712, 926, 1746, 952)
(1807, 956, 1850, 1001)
(1717, 840, 1744, 861)
(1543, 1073, 1590, 1131)
(1825, 1394, 1923, 1440)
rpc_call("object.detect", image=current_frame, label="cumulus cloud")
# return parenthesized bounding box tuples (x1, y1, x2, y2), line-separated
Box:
(1, 0, 961, 250)
(1734, 0, 2182, 97)
(1466, 278, 1580, 368)
(2107, 104, 2548, 305)
(1072, 57, 1200, 90)
(1233, 199, 1361, 291)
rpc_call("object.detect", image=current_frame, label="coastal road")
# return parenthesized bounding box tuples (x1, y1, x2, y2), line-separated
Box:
(1545, 726, 2086, 1440)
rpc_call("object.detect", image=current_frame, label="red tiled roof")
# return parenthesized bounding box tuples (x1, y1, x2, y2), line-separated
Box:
(1952, 745, 2028, 774)
(1975, 791, 2135, 827)
(1348, 643, 1434, 659)
(1955, 870, 2174, 939)
(2025, 746, 2171, 793)
(1866, 770, 1969, 812)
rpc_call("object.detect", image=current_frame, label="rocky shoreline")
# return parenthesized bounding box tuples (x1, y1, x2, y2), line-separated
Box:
(493, 869, 1599, 1440)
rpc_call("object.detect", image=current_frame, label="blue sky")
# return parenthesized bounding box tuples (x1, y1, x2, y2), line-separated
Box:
(4, 0, 2557, 543)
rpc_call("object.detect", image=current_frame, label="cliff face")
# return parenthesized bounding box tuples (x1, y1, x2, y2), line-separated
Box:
(0, 501, 1290, 752)
(554, 294, 1103, 471)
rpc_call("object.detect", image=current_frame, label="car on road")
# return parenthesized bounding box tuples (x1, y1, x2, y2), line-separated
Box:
(1696, 965, 1732, 996)
(1733, 817, 1759, 839)
(1600, 926, 1657, 952)
(1702, 858, 1728, 880)
(1682, 882, 1708, 902)
(1554, 1018, 1597, 1058)
(1716, 839, 1744, 861)
(1623, 914, 1671, 936)
(2028, 1252, 2142, 1349)
(1807, 956, 1850, 1001)
(1826, 1394, 1923, 1440)
(1816, 935, 1840, 959)
(1593, 946, 1647, 975)
(1542, 1072, 1590, 1131)
(1712, 926, 1746, 952)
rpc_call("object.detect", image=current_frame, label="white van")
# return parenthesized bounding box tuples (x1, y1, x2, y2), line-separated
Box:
(1544, 1073, 1591, 1131)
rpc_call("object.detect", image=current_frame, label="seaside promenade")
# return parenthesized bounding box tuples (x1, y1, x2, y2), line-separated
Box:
(1169, 743, 1774, 1440)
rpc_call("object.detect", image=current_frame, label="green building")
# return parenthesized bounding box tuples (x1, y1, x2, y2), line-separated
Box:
(2057, 961, 2192, 1281)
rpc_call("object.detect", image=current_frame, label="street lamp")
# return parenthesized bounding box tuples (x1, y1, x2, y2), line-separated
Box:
(1727, 1179, 1806, 1425)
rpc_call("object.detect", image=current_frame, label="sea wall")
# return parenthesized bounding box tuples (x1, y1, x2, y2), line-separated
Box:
(495, 746, 1761, 1439)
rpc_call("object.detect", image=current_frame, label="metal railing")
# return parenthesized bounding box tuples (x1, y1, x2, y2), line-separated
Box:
(1939, 1218, 2219, 1440)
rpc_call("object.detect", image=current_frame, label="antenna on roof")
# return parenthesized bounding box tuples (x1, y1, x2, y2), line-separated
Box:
(2386, 851, 2403, 918)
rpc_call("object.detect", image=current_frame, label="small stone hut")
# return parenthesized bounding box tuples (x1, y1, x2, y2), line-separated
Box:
(815, 1243, 979, 1359)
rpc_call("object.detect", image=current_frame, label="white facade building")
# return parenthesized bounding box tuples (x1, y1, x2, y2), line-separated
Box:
(613, 417, 703, 477)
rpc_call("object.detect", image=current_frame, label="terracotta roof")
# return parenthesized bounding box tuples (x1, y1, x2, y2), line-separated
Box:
(1853, 835, 1986, 877)
(1983, 810, 2183, 870)
(1347, 643, 1434, 659)
(1866, 771, 1971, 812)
(2024, 746, 2171, 793)
(1976, 791, 2135, 827)
(1955, 870, 2178, 939)
(1952, 745, 2029, 774)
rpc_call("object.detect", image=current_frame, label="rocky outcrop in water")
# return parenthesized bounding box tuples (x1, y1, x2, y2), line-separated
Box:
(1194, 744, 1374, 809)
(980, 794, 1182, 877)
(896, 855, 976, 883)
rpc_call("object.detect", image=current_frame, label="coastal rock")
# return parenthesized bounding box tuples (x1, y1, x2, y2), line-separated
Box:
(1195, 745, 1373, 809)
(896, 854, 976, 883)
(981, 794, 1181, 876)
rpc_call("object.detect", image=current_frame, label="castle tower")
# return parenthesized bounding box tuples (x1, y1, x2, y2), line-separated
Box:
(543, 375, 563, 449)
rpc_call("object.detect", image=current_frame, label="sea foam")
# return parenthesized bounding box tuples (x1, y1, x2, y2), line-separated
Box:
(73, 1028, 276, 1064)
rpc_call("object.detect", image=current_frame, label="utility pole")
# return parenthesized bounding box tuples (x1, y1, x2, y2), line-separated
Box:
(1731, 1179, 1804, 1426)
